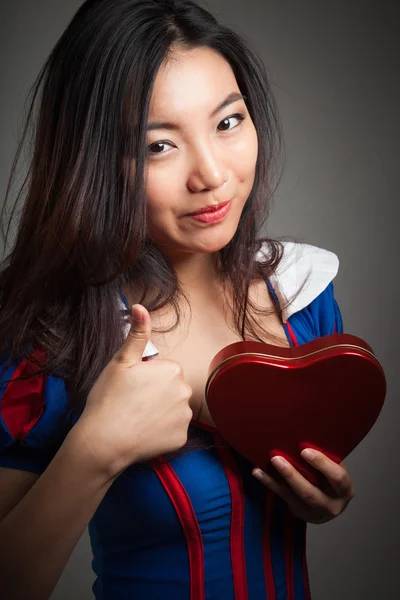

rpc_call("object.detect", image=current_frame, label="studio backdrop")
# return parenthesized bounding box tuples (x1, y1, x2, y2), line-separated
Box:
(0, 1, 398, 599)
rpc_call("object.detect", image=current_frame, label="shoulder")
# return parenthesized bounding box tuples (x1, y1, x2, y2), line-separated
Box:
(257, 241, 339, 323)
(0, 350, 70, 473)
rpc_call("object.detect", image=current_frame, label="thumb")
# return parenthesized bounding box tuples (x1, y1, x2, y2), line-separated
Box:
(116, 304, 152, 366)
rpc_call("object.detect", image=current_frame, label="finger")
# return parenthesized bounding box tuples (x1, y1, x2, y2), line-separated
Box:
(252, 468, 298, 506)
(301, 450, 353, 497)
(114, 304, 152, 366)
(269, 456, 329, 509)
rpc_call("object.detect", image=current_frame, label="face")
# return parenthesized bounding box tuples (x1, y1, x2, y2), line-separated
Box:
(141, 46, 258, 259)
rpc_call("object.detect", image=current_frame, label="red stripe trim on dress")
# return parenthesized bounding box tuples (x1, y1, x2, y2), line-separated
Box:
(282, 323, 312, 597)
(283, 323, 297, 599)
(152, 458, 205, 600)
(285, 318, 314, 597)
(0, 349, 46, 441)
(285, 321, 299, 347)
(213, 432, 248, 600)
(300, 519, 312, 600)
(283, 509, 295, 600)
(262, 490, 277, 600)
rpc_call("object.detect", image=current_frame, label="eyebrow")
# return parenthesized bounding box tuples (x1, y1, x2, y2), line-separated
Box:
(146, 92, 246, 132)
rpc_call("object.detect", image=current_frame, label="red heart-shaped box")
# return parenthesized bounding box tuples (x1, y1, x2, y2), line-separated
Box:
(205, 333, 386, 485)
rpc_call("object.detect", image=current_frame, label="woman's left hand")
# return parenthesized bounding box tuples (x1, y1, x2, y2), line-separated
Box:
(252, 449, 355, 524)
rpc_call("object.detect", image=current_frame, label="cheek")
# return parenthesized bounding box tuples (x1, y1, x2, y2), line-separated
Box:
(145, 166, 179, 216)
(233, 126, 258, 186)
(145, 166, 184, 242)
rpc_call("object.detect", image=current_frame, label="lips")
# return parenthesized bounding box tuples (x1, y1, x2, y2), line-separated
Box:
(186, 200, 231, 217)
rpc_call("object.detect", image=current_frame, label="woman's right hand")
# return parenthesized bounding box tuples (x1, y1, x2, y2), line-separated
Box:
(71, 304, 193, 477)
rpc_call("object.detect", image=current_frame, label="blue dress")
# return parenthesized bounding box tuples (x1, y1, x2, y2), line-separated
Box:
(0, 280, 343, 600)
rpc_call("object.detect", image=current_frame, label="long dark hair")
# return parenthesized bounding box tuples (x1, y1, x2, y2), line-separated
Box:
(0, 0, 286, 414)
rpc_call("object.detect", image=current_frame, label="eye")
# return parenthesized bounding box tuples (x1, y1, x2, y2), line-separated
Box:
(217, 113, 245, 132)
(147, 141, 174, 155)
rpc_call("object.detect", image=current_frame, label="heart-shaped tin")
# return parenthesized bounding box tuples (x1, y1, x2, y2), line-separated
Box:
(205, 333, 386, 485)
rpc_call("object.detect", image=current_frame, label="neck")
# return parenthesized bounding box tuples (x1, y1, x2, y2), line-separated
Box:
(162, 248, 233, 326)
(167, 250, 221, 293)
(123, 250, 226, 309)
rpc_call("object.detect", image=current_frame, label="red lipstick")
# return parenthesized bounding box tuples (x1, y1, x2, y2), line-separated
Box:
(185, 200, 232, 224)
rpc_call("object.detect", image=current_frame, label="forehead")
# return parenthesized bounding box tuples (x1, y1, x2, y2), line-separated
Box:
(149, 47, 239, 118)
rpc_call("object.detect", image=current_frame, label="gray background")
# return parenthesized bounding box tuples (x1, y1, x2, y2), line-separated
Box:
(0, 1, 398, 598)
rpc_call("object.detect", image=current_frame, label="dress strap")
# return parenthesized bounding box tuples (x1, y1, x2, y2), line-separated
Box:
(119, 289, 129, 308)
(265, 278, 283, 323)
(266, 279, 300, 348)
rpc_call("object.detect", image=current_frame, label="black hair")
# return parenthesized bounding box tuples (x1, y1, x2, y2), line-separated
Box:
(0, 0, 285, 416)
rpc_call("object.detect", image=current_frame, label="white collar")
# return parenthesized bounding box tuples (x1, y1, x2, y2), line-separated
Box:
(257, 241, 339, 322)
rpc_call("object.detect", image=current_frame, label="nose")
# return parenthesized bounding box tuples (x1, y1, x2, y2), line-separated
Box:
(186, 144, 229, 193)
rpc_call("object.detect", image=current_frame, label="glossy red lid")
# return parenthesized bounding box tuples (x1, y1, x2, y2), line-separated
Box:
(205, 334, 386, 485)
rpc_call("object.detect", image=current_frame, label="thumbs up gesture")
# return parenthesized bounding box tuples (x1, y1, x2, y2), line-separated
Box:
(75, 305, 193, 477)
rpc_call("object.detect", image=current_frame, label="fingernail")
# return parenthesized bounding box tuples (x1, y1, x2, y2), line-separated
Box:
(252, 468, 263, 478)
(132, 304, 144, 324)
(271, 456, 287, 469)
(302, 449, 315, 460)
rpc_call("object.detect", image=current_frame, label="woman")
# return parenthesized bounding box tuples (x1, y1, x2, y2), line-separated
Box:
(0, 1, 354, 598)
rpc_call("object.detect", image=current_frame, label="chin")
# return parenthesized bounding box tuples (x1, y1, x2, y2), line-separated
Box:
(150, 219, 240, 256)
(191, 229, 238, 255)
